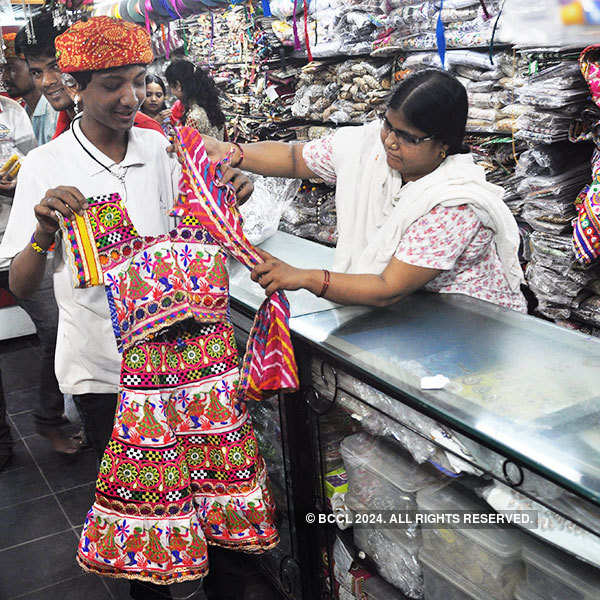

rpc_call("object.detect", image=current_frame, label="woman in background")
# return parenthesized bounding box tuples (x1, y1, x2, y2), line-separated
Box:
(165, 59, 225, 140)
(140, 74, 171, 124)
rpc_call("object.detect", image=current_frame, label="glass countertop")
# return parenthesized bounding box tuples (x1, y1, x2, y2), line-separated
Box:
(290, 292, 600, 505)
(228, 231, 338, 317)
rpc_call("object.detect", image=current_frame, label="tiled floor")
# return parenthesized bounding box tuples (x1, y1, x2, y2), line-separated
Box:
(0, 335, 206, 600)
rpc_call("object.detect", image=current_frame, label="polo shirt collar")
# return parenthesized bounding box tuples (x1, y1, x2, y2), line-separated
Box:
(32, 95, 50, 118)
(71, 116, 146, 176)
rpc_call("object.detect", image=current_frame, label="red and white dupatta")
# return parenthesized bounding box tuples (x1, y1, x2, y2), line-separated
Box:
(172, 126, 299, 401)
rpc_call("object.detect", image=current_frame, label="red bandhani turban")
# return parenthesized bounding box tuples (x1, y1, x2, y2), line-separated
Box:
(55, 16, 153, 73)
(3, 33, 17, 60)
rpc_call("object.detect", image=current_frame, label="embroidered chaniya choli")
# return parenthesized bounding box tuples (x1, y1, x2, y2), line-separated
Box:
(59, 127, 298, 584)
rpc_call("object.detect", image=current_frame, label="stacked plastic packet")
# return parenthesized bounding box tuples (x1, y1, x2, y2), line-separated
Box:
(270, 0, 383, 58)
(279, 181, 338, 245)
(502, 50, 598, 321)
(513, 50, 588, 145)
(467, 133, 524, 211)
(518, 143, 596, 320)
(292, 58, 392, 124)
(372, 0, 507, 56)
(400, 49, 518, 133)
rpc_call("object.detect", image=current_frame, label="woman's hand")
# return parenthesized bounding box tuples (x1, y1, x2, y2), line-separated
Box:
(158, 108, 172, 123)
(218, 166, 253, 204)
(202, 135, 231, 163)
(251, 248, 307, 296)
(33, 186, 88, 236)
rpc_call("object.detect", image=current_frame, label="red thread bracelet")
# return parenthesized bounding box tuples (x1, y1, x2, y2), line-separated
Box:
(318, 269, 330, 298)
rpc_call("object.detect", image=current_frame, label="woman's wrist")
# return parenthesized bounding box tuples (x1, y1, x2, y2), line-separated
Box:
(303, 269, 326, 296)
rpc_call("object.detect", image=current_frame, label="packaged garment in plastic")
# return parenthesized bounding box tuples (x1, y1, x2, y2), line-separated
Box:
(240, 176, 301, 245)
(355, 528, 423, 598)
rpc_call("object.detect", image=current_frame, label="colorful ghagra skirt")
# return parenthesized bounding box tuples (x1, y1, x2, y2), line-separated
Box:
(77, 320, 279, 584)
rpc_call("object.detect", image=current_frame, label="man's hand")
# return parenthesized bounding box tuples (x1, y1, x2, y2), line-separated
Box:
(34, 186, 88, 236)
(218, 165, 254, 204)
(0, 176, 17, 197)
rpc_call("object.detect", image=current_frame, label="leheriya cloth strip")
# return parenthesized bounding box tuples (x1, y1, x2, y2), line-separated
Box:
(172, 126, 299, 402)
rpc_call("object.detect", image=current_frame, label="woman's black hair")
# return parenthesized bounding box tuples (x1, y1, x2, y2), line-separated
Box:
(388, 69, 469, 155)
(165, 60, 225, 129)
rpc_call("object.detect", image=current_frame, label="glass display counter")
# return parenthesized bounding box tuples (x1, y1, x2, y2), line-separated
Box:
(229, 232, 600, 600)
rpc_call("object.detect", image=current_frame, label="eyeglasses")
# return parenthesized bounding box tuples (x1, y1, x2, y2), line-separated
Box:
(380, 114, 435, 146)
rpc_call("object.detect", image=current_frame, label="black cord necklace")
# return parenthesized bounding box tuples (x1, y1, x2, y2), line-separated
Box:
(71, 116, 127, 184)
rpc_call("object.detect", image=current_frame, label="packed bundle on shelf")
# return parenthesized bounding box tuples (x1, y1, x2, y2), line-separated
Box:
(467, 134, 524, 216)
(373, 0, 507, 55)
(292, 58, 392, 124)
(400, 49, 518, 133)
(508, 50, 596, 321)
(514, 50, 589, 145)
(270, 0, 382, 58)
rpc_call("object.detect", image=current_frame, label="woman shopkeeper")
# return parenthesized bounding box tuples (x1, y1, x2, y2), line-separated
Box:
(205, 69, 527, 313)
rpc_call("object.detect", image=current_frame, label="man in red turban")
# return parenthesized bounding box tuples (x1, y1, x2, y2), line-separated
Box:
(4, 15, 265, 600)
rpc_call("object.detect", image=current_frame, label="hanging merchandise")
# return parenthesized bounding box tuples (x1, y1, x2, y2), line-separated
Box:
(373, 0, 507, 55)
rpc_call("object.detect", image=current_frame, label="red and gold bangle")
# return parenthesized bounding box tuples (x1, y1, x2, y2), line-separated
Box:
(318, 269, 330, 298)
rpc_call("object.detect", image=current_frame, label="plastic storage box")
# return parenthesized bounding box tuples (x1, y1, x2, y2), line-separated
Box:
(340, 432, 446, 510)
(514, 582, 545, 600)
(416, 483, 524, 600)
(346, 494, 421, 544)
(362, 574, 406, 600)
(522, 539, 600, 600)
(420, 550, 491, 600)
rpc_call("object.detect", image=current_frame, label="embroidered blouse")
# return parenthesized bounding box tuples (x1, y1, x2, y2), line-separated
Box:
(185, 104, 224, 141)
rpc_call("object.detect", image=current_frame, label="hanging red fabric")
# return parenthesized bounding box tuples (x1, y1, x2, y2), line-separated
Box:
(303, 0, 312, 62)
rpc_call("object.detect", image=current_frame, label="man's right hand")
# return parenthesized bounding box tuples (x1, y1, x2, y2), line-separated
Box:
(34, 186, 88, 235)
